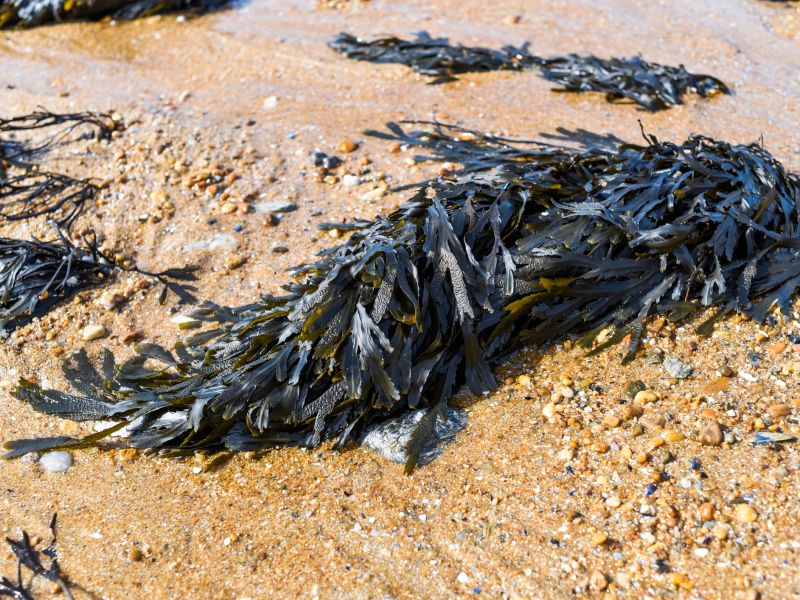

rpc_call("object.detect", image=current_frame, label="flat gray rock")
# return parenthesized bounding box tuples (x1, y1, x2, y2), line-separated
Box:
(254, 201, 298, 214)
(663, 355, 693, 379)
(361, 406, 468, 466)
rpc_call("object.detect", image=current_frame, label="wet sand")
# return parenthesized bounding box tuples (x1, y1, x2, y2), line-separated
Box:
(1, 0, 800, 597)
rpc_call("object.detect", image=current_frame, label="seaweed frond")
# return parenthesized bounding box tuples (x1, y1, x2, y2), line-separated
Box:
(1, 514, 73, 600)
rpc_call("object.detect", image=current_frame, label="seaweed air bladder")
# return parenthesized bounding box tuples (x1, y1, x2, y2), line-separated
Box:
(329, 32, 731, 110)
(6, 121, 799, 473)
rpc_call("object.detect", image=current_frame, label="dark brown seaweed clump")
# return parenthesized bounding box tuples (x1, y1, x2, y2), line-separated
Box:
(0, 110, 116, 229)
(0, 0, 226, 27)
(1, 515, 73, 600)
(0, 224, 198, 336)
(6, 122, 800, 472)
(329, 32, 730, 110)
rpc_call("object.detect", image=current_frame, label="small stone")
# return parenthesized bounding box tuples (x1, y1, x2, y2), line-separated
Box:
(99, 290, 123, 310)
(122, 331, 143, 345)
(663, 355, 693, 379)
(360, 185, 386, 202)
(262, 95, 278, 110)
(82, 324, 106, 341)
(591, 442, 610, 454)
(39, 451, 73, 473)
(700, 407, 718, 419)
(602, 414, 621, 428)
(342, 174, 360, 187)
(713, 524, 729, 540)
(669, 573, 693, 590)
(542, 402, 557, 420)
(702, 377, 730, 395)
(517, 374, 532, 387)
(622, 404, 645, 420)
(226, 254, 247, 270)
(699, 502, 716, 521)
(606, 496, 621, 508)
(338, 140, 358, 153)
(698, 421, 724, 446)
(220, 202, 238, 214)
(504, 14, 521, 25)
(646, 437, 665, 452)
(589, 569, 608, 591)
(559, 386, 574, 399)
(129, 547, 143, 562)
(664, 430, 685, 443)
(634, 390, 658, 404)
(629, 423, 645, 438)
(767, 404, 791, 419)
(271, 244, 289, 254)
(624, 380, 647, 398)
(456, 572, 470, 584)
(591, 532, 609, 546)
(635, 452, 650, 464)
(720, 365, 735, 377)
(734, 504, 758, 523)
(754, 331, 769, 343)
(766, 341, 787, 356)
(118, 448, 139, 462)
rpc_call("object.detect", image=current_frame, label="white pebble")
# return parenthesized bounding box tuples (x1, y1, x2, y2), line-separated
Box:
(342, 174, 361, 187)
(456, 572, 470, 584)
(39, 451, 73, 473)
(82, 324, 106, 341)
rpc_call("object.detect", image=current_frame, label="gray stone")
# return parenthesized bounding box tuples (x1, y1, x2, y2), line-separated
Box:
(361, 407, 468, 466)
(39, 451, 73, 473)
(663, 355, 693, 379)
(254, 201, 298, 214)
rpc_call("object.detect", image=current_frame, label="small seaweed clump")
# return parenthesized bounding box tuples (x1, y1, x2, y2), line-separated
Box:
(1, 515, 73, 600)
(0, 110, 116, 229)
(6, 122, 800, 471)
(329, 32, 730, 110)
(0, 0, 226, 27)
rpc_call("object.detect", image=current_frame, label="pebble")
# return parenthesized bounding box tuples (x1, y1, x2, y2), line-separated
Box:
(517, 374, 531, 387)
(82, 324, 107, 341)
(767, 404, 791, 419)
(39, 451, 73, 473)
(591, 532, 609, 546)
(542, 402, 557, 420)
(734, 504, 759, 523)
(699, 502, 716, 521)
(589, 569, 608, 591)
(342, 174, 361, 186)
(591, 442, 610, 454)
(669, 573, 693, 590)
(663, 355, 693, 378)
(622, 404, 644, 420)
(606, 496, 621, 508)
(129, 546, 144, 562)
(602, 414, 621, 428)
(220, 202, 238, 214)
(720, 365, 735, 377)
(254, 201, 298, 214)
(457, 572, 470, 584)
(664, 430, 685, 443)
(633, 390, 657, 404)
(99, 290, 123, 310)
(271, 244, 290, 254)
(698, 421, 724, 446)
(338, 140, 358, 153)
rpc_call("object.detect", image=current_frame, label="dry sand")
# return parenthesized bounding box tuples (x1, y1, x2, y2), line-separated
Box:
(1, 0, 800, 597)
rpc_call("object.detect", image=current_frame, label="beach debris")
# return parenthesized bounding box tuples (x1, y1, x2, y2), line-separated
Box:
(6, 121, 800, 473)
(361, 406, 467, 469)
(0, 223, 197, 336)
(0, 0, 227, 27)
(1, 514, 74, 599)
(752, 431, 797, 445)
(329, 32, 730, 109)
(1, 110, 117, 229)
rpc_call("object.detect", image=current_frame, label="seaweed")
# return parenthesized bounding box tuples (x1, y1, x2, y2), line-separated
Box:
(329, 32, 730, 110)
(1, 515, 73, 600)
(532, 55, 729, 111)
(6, 122, 800, 472)
(1, 110, 117, 229)
(0, 223, 198, 336)
(0, 0, 226, 27)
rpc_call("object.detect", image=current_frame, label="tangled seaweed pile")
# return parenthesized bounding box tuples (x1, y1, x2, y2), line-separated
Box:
(1, 515, 73, 600)
(6, 122, 800, 471)
(329, 32, 730, 110)
(0, 0, 226, 27)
